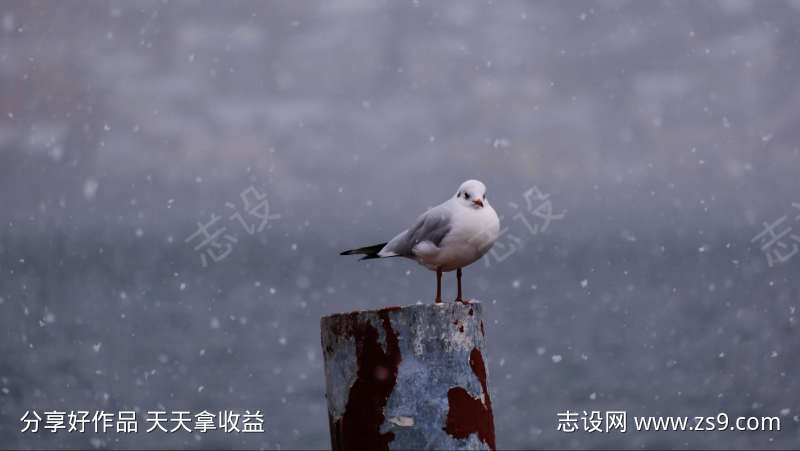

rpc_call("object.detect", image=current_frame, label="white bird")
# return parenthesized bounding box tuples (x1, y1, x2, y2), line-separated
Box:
(341, 179, 500, 303)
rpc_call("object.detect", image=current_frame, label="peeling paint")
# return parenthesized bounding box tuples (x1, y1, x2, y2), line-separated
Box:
(446, 325, 475, 352)
(328, 309, 402, 450)
(412, 322, 425, 356)
(443, 347, 495, 450)
(388, 416, 415, 427)
(322, 333, 357, 420)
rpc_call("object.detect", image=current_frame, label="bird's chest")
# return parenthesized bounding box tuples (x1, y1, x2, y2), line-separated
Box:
(447, 212, 498, 251)
(426, 211, 498, 271)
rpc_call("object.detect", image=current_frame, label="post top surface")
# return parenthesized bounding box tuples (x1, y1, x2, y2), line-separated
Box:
(321, 300, 483, 322)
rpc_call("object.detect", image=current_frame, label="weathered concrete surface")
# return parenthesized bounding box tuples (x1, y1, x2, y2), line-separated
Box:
(320, 301, 495, 451)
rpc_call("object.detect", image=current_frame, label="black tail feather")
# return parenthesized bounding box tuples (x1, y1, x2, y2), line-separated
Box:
(340, 242, 388, 260)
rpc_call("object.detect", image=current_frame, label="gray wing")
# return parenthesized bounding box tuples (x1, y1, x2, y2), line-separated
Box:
(382, 203, 453, 257)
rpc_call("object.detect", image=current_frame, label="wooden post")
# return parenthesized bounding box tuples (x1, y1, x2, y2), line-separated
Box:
(320, 301, 495, 450)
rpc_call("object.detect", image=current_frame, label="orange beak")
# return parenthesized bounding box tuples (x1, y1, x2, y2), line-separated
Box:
(473, 199, 484, 207)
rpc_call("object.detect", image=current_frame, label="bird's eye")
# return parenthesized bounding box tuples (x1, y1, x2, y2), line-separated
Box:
(464, 193, 470, 199)
(483, 194, 486, 200)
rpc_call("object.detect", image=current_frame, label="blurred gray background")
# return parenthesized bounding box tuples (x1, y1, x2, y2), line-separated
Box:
(1, 1, 799, 449)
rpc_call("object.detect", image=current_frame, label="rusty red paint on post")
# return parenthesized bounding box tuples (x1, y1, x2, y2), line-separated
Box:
(328, 309, 402, 450)
(443, 347, 496, 450)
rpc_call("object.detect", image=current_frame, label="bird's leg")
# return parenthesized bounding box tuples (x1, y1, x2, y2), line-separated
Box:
(435, 268, 442, 303)
(455, 267, 468, 304)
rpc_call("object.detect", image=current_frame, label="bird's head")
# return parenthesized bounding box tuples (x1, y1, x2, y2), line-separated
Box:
(455, 179, 488, 209)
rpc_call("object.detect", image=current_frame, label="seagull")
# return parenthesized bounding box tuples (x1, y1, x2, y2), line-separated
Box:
(341, 179, 500, 303)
